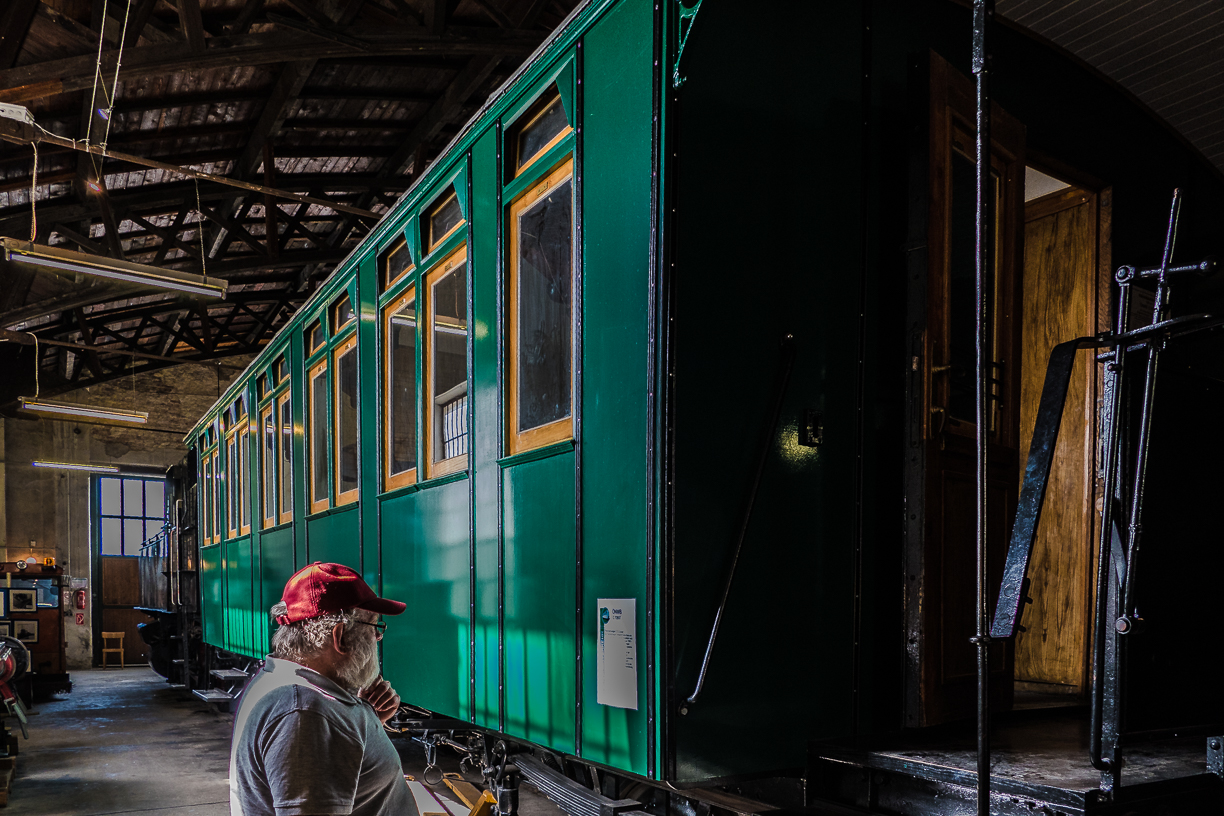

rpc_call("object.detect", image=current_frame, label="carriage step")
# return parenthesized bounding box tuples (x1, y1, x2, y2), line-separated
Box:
(192, 689, 234, 703)
(210, 669, 250, 681)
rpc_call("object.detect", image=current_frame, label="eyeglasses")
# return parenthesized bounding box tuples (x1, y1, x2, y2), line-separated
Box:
(354, 619, 387, 639)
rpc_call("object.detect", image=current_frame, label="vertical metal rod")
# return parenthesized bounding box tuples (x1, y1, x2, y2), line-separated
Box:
(1119, 190, 1181, 622)
(972, 3, 993, 814)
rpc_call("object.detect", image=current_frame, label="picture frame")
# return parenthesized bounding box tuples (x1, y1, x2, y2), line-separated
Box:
(14, 621, 37, 644)
(0, 589, 6, 618)
(8, 590, 34, 613)
(0, 623, 12, 639)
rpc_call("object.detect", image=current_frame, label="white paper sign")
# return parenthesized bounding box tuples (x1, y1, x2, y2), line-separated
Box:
(596, 598, 638, 710)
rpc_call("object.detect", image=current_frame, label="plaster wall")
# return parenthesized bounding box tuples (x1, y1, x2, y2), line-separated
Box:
(4, 357, 250, 670)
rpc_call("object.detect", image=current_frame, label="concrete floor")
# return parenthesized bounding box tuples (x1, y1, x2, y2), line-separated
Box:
(4, 667, 565, 816)
(7, 668, 232, 816)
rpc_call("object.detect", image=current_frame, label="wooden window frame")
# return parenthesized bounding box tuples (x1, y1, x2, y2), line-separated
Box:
(383, 238, 414, 292)
(332, 292, 356, 334)
(424, 244, 469, 479)
(506, 157, 575, 455)
(260, 404, 276, 529)
(202, 454, 213, 543)
(333, 334, 360, 506)
(425, 190, 465, 254)
(307, 319, 325, 355)
(225, 429, 238, 539)
(513, 91, 573, 178)
(209, 449, 221, 544)
(384, 285, 418, 492)
(238, 422, 252, 536)
(308, 359, 330, 514)
(276, 390, 293, 525)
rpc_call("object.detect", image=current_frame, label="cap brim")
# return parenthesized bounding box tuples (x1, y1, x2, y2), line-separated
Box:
(358, 597, 407, 616)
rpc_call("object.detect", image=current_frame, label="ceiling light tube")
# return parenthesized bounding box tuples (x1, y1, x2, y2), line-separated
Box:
(19, 397, 149, 424)
(2, 238, 228, 298)
(32, 461, 120, 473)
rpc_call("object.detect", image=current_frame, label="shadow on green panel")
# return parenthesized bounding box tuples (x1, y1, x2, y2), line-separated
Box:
(307, 506, 361, 569)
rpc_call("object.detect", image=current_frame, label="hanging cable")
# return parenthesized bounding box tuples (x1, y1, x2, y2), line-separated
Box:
(29, 142, 37, 242)
(101, 0, 134, 151)
(28, 333, 40, 399)
(195, 178, 208, 277)
(85, 0, 110, 149)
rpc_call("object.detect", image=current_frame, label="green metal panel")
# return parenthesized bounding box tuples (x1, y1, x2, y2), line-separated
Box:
(580, 0, 654, 774)
(260, 526, 296, 653)
(200, 544, 224, 647)
(358, 252, 379, 589)
(306, 506, 361, 569)
(502, 453, 577, 753)
(380, 478, 471, 719)
(224, 537, 253, 655)
(471, 127, 500, 730)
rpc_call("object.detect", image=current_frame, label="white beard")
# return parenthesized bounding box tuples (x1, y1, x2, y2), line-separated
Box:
(336, 630, 380, 692)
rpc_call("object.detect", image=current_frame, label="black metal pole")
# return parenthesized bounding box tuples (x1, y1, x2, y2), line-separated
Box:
(972, 2, 993, 814)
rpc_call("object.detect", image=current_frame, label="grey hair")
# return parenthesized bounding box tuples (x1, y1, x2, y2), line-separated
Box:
(269, 601, 366, 663)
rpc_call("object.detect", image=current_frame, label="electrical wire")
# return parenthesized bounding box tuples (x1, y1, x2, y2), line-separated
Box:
(101, 0, 135, 151)
(29, 142, 37, 241)
(195, 178, 207, 277)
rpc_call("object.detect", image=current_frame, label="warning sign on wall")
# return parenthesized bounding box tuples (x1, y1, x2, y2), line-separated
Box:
(75, 613, 85, 626)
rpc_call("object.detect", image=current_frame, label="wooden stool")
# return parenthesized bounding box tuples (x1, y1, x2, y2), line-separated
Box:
(101, 632, 125, 669)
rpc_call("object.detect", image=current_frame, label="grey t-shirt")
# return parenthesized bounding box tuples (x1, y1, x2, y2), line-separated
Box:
(230, 657, 420, 816)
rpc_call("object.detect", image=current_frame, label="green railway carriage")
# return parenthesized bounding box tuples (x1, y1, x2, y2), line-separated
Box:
(187, 0, 1224, 802)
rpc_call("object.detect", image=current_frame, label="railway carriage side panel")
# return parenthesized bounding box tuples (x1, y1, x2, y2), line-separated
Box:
(580, 0, 654, 775)
(306, 507, 360, 569)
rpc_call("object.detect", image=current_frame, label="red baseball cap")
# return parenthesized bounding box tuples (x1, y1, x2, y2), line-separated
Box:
(276, 562, 406, 625)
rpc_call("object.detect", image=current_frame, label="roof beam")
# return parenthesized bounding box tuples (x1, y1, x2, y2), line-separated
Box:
(0, 1, 41, 69)
(177, 0, 209, 52)
(0, 27, 545, 100)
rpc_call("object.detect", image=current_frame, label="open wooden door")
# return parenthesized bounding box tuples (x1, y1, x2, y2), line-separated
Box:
(904, 52, 1025, 727)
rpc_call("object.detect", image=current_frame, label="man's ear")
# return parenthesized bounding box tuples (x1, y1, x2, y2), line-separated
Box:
(331, 621, 348, 655)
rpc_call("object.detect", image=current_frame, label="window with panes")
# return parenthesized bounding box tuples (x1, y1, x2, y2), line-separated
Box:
(97, 476, 167, 556)
(306, 289, 360, 513)
(258, 355, 293, 528)
(222, 397, 251, 538)
(504, 81, 576, 455)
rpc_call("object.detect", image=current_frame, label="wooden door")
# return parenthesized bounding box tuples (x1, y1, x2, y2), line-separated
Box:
(97, 557, 150, 665)
(1013, 184, 1108, 696)
(905, 53, 1025, 727)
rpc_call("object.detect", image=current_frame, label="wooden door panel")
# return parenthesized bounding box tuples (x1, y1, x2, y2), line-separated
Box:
(101, 557, 141, 606)
(906, 51, 1025, 726)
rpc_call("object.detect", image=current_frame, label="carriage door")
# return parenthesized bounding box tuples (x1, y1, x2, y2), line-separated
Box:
(904, 52, 1025, 727)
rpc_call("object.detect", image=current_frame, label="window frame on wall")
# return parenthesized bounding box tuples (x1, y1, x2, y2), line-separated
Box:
(423, 243, 470, 479)
(96, 475, 169, 557)
(382, 282, 418, 492)
(198, 424, 218, 545)
(333, 333, 360, 506)
(502, 79, 577, 457)
(277, 388, 293, 525)
(506, 155, 576, 455)
(305, 285, 361, 514)
(259, 353, 291, 530)
(221, 397, 249, 539)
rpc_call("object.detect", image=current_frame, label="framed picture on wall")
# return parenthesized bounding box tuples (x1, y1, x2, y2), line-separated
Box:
(0, 623, 12, 639)
(14, 621, 37, 644)
(9, 590, 34, 613)
(0, 590, 7, 618)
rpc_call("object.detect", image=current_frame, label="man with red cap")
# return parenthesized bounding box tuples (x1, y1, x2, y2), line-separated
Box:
(229, 562, 418, 816)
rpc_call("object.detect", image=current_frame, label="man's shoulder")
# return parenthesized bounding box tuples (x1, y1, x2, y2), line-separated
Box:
(240, 661, 363, 728)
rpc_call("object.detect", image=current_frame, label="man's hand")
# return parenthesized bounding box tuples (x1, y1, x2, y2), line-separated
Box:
(359, 677, 401, 724)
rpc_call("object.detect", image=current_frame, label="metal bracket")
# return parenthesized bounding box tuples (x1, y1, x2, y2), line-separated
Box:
(672, 0, 703, 89)
(1208, 737, 1224, 777)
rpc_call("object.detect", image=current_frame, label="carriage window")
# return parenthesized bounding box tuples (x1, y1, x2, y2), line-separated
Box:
(257, 374, 270, 401)
(309, 360, 329, 513)
(225, 426, 238, 538)
(278, 392, 293, 524)
(261, 405, 276, 528)
(512, 89, 571, 175)
(239, 420, 251, 535)
(277, 357, 289, 383)
(202, 455, 213, 543)
(425, 245, 469, 477)
(209, 449, 220, 544)
(307, 320, 324, 355)
(332, 293, 355, 332)
(507, 158, 574, 454)
(383, 238, 413, 291)
(426, 190, 464, 253)
(334, 335, 359, 504)
(385, 288, 418, 491)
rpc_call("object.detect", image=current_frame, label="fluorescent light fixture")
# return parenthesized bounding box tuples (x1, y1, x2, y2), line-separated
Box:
(19, 397, 149, 425)
(32, 461, 120, 473)
(2, 238, 228, 298)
